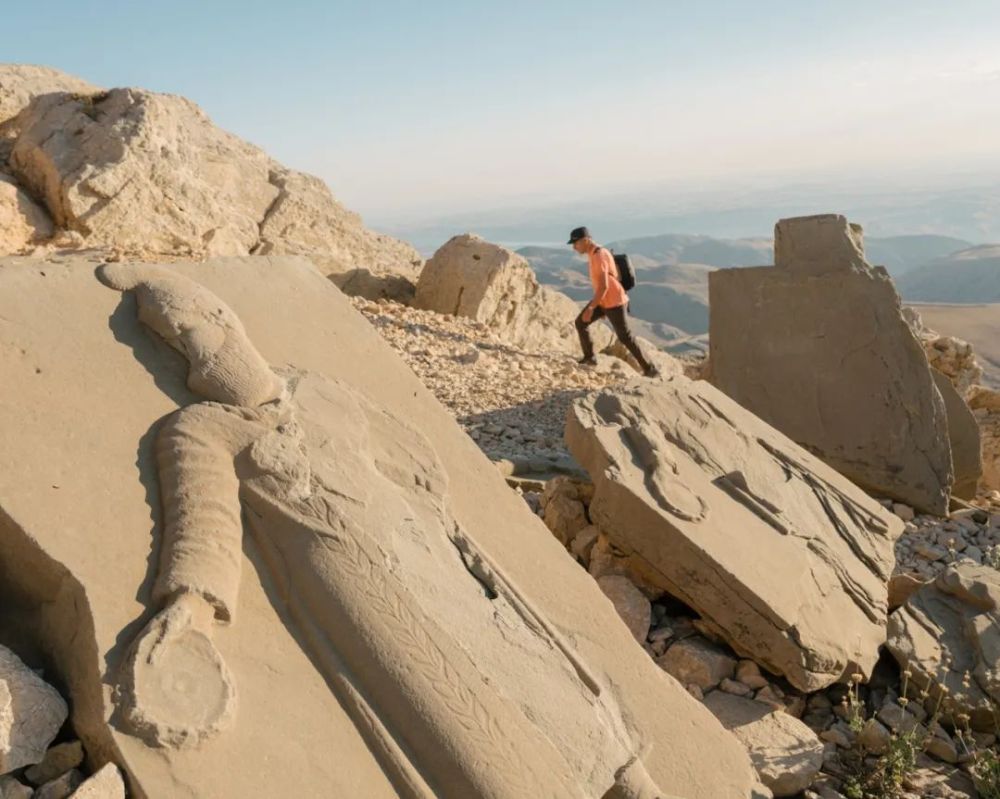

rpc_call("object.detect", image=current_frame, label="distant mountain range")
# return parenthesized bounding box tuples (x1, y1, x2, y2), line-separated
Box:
(896, 246, 1000, 302)
(517, 233, 996, 347)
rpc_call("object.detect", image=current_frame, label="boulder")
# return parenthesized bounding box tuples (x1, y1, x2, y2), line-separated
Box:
(33, 770, 82, 799)
(566, 377, 902, 691)
(931, 369, 982, 499)
(0, 645, 68, 773)
(708, 214, 953, 515)
(24, 740, 84, 785)
(0, 171, 52, 252)
(0, 255, 763, 798)
(597, 576, 651, 643)
(69, 763, 126, 799)
(415, 234, 611, 354)
(704, 692, 824, 797)
(886, 562, 1000, 731)
(656, 637, 736, 691)
(0, 776, 32, 799)
(4, 86, 420, 293)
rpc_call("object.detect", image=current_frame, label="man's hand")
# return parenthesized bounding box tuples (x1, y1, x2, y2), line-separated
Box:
(118, 589, 236, 747)
(582, 304, 594, 323)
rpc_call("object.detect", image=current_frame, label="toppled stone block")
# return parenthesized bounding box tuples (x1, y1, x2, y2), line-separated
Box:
(0, 645, 68, 773)
(709, 214, 954, 515)
(0, 255, 763, 799)
(705, 692, 824, 797)
(886, 562, 1000, 731)
(415, 234, 611, 354)
(567, 377, 902, 691)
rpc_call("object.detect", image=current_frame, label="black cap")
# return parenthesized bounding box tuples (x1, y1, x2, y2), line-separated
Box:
(567, 226, 590, 245)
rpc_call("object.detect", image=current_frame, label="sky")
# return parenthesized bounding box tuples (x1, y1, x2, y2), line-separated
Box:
(6, 1, 1000, 228)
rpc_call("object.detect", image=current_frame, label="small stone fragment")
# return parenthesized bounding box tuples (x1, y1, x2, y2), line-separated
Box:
(71, 763, 127, 799)
(25, 740, 84, 786)
(33, 769, 83, 799)
(0, 645, 69, 773)
(0, 776, 33, 799)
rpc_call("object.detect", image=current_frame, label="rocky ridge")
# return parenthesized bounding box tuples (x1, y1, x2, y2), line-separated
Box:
(0, 65, 421, 299)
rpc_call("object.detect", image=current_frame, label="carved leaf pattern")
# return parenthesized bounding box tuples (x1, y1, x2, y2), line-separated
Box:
(295, 491, 560, 798)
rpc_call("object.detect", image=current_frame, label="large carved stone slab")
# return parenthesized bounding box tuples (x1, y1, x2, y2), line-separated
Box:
(0, 255, 763, 798)
(886, 563, 1000, 732)
(708, 214, 953, 515)
(566, 377, 903, 692)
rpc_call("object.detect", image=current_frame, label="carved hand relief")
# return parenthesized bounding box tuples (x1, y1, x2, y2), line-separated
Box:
(97, 265, 667, 799)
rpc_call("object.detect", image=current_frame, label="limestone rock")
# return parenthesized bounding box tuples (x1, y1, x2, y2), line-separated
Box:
(656, 637, 736, 691)
(253, 167, 422, 299)
(5, 86, 420, 292)
(566, 377, 902, 691)
(0, 65, 99, 127)
(705, 692, 824, 797)
(931, 369, 982, 500)
(33, 769, 82, 799)
(0, 255, 761, 799)
(886, 562, 1000, 731)
(709, 214, 953, 515)
(70, 763, 126, 799)
(597, 576, 651, 643)
(0, 645, 68, 773)
(0, 172, 53, 252)
(0, 776, 32, 799)
(25, 740, 84, 785)
(414, 234, 611, 354)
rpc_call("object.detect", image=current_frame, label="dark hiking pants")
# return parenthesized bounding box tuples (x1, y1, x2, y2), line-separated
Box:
(575, 303, 651, 371)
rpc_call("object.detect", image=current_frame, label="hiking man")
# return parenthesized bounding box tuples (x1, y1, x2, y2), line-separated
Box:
(568, 226, 657, 377)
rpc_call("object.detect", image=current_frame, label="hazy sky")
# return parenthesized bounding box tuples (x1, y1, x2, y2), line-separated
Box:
(7, 1, 999, 226)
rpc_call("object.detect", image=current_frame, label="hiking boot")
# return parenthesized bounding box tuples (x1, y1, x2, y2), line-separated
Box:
(578, 356, 598, 367)
(643, 364, 659, 378)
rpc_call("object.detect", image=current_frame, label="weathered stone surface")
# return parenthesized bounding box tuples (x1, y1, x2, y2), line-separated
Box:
(567, 377, 902, 691)
(252, 167, 422, 298)
(415, 234, 611, 354)
(709, 214, 953, 515)
(0, 172, 53, 252)
(886, 562, 1000, 731)
(0, 255, 762, 798)
(0, 65, 99, 128)
(705, 692, 824, 797)
(24, 740, 84, 785)
(656, 637, 736, 691)
(4, 86, 420, 293)
(540, 476, 589, 545)
(931, 369, 982, 499)
(597, 576, 651, 643)
(0, 645, 68, 773)
(70, 763, 126, 799)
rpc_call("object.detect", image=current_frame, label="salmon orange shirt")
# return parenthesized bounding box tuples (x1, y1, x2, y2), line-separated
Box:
(588, 247, 629, 309)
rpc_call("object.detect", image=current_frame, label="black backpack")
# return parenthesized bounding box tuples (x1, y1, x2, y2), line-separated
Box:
(611, 251, 636, 291)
